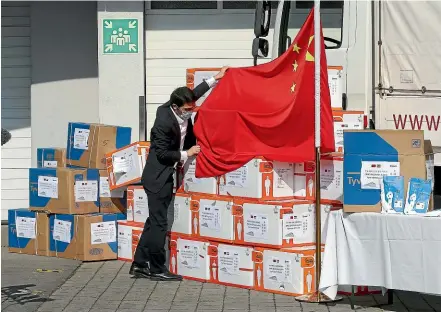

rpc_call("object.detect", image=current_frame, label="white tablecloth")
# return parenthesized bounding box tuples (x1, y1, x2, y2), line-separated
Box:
(319, 210, 441, 299)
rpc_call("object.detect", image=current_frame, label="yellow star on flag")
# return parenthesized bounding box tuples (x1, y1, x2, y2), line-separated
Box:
(292, 43, 301, 54)
(305, 35, 315, 62)
(290, 83, 296, 93)
(292, 60, 298, 72)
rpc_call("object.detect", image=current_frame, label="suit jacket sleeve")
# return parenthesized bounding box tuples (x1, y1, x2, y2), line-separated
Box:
(192, 81, 211, 101)
(152, 119, 181, 165)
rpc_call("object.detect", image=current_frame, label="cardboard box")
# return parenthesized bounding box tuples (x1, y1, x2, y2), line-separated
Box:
(192, 194, 235, 243)
(328, 66, 344, 110)
(131, 225, 144, 259)
(105, 141, 150, 190)
(172, 193, 235, 242)
(233, 199, 314, 249)
(332, 111, 365, 153)
(127, 185, 149, 224)
(254, 247, 318, 296)
(425, 140, 436, 190)
(49, 213, 119, 261)
(186, 67, 221, 110)
(117, 221, 144, 262)
(99, 170, 127, 214)
(177, 157, 218, 195)
(170, 193, 193, 236)
(208, 243, 255, 289)
(169, 234, 212, 282)
(293, 161, 316, 200)
(29, 168, 100, 214)
(37, 148, 66, 168)
(218, 158, 295, 200)
(66, 122, 131, 169)
(293, 155, 344, 204)
(343, 130, 433, 213)
(8, 209, 50, 256)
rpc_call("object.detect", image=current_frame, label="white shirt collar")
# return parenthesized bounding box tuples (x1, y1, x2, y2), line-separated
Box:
(170, 106, 185, 125)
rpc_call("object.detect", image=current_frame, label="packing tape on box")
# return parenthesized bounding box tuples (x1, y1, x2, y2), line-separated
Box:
(88, 126, 98, 168)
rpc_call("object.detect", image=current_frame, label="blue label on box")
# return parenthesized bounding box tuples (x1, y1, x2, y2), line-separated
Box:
(67, 122, 92, 162)
(102, 214, 118, 253)
(8, 209, 36, 249)
(87, 169, 100, 208)
(344, 132, 398, 155)
(37, 148, 57, 168)
(29, 168, 58, 208)
(343, 132, 400, 207)
(115, 127, 132, 149)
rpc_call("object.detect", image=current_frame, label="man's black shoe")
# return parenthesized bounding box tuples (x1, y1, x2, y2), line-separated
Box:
(129, 263, 151, 278)
(150, 270, 183, 281)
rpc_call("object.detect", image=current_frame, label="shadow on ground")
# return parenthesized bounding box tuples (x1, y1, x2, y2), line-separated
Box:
(1, 284, 53, 306)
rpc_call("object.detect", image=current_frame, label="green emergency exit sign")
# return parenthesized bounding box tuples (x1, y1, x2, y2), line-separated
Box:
(102, 19, 139, 54)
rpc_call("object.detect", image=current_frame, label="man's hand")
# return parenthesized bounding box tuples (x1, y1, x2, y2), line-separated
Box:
(187, 145, 201, 157)
(214, 66, 229, 81)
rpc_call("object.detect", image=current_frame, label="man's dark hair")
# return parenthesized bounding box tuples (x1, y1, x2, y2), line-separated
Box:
(170, 87, 195, 107)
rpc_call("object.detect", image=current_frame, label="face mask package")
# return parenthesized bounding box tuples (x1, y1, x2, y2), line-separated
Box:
(404, 178, 432, 215)
(380, 176, 405, 214)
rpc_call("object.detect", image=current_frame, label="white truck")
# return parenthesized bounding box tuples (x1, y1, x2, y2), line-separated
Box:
(252, 0, 441, 198)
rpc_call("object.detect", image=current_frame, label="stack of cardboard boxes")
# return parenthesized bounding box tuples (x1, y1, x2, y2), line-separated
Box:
(170, 157, 337, 297)
(9, 122, 132, 261)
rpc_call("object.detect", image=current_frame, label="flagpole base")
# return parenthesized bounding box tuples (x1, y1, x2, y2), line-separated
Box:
(295, 291, 343, 303)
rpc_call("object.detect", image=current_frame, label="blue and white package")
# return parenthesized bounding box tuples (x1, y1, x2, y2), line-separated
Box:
(404, 178, 432, 215)
(380, 176, 405, 214)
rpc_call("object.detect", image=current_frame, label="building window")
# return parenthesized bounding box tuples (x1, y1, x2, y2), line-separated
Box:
(222, 1, 278, 10)
(295, 1, 343, 10)
(149, 1, 217, 10)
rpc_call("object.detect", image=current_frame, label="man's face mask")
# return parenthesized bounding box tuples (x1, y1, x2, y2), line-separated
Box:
(173, 104, 193, 121)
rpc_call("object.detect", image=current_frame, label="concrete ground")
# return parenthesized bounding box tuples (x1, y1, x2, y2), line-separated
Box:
(1, 253, 440, 312)
(2, 197, 441, 312)
(1, 248, 81, 312)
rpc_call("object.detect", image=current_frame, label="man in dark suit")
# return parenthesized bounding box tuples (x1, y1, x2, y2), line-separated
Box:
(130, 67, 228, 281)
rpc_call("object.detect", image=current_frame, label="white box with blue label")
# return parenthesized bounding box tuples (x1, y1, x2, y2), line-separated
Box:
(343, 130, 433, 213)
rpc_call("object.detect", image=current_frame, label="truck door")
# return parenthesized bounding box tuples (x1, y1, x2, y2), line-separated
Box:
(375, 1, 441, 166)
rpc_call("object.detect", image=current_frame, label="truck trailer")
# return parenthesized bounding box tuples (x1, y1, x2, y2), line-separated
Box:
(252, 0, 441, 198)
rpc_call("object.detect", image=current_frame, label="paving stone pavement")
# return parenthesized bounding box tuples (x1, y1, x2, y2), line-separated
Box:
(32, 260, 440, 312)
(1, 247, 81, 312)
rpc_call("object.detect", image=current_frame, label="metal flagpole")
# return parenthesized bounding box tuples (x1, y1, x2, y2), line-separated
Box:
(296, 1, 343, 303)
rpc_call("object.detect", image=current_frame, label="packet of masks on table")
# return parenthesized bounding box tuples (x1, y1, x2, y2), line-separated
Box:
(380, 176, 405, 214)
(404, 177, 432, 215)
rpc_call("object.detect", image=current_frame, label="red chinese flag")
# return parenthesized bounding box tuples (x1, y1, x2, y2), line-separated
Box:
(194, 9, 335, 178)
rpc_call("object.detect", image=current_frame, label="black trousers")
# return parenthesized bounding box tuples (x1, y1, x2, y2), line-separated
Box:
(133, 176, 174, 273)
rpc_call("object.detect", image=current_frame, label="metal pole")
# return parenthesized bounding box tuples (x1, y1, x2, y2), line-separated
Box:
(314, 147, 322, 299)
(296, 3, 342, 303)
(313, 0, 322, 301)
